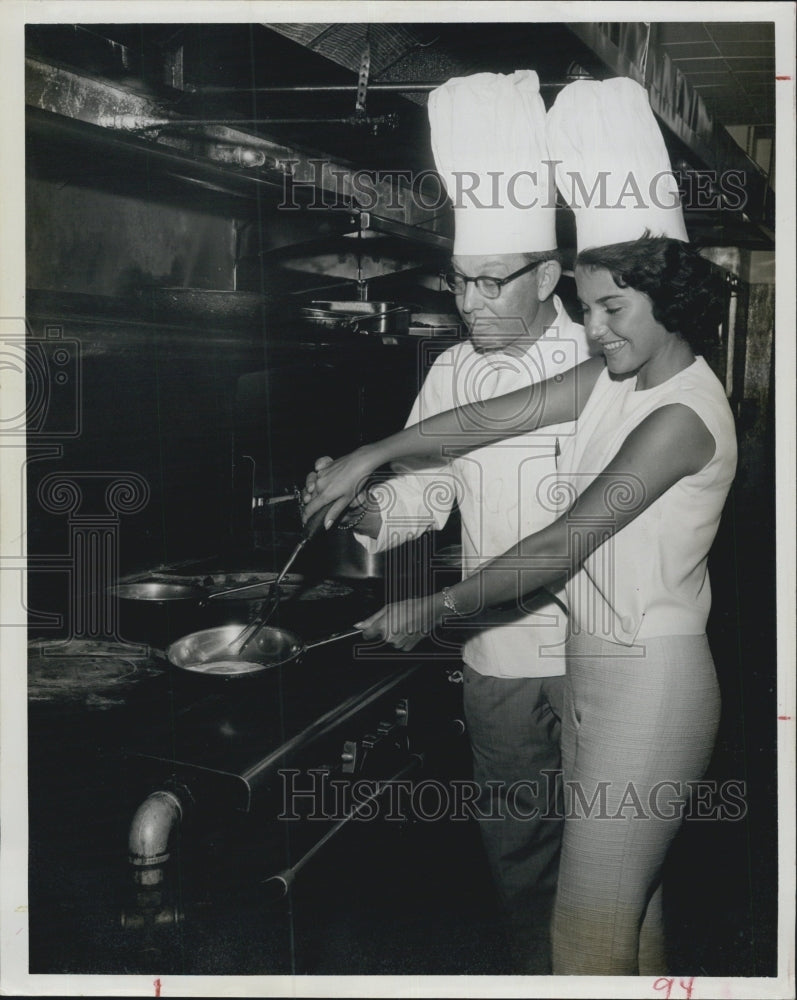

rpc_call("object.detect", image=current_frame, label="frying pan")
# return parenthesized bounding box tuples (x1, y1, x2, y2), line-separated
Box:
(165, 500, 337, 674)
(300, 301, 410, 335)
(109, 578, 301, 607)
(219, 498, 340, 660)
(110, 489, 306, 609)
(166, 625, 362, 678)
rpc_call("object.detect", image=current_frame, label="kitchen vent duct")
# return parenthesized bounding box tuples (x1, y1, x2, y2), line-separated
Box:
(262, 23, 467, 105)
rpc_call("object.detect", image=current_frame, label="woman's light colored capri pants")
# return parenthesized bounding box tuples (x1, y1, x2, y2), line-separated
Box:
(552, 632, 721, 975)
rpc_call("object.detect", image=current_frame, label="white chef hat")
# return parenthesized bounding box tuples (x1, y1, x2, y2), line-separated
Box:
(546, 77, 688, 252)
(428, 70, 557, 255)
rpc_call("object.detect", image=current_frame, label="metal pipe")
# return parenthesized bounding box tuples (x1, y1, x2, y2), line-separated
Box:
(261, 754, 423, 899)
(190, 81, 571, 94)
(241, 666, 420, 790)
(127, 789, 185, 885)
(27, 106, 287, 200)
(724, 277, 739, 401)
(100, 114, 397, 130)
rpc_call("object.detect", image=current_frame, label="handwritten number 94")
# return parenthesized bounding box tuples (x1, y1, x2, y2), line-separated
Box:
(654, 977, 696, 999)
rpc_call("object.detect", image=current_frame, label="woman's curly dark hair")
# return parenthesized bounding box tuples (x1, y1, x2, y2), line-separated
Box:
(576, 235, 724, 352)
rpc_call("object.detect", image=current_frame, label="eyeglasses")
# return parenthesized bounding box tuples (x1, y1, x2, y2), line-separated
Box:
(441, 261, 540, 300)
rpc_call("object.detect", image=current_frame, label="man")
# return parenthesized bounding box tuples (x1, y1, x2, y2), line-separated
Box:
(307, 71, 591, 973)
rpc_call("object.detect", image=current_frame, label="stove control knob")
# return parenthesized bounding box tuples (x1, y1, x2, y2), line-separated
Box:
(394, 699, 409, 725)
(341, 740, 358, 773)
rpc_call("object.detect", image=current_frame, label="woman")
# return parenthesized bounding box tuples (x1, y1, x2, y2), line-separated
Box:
(303, 235, 737, 975)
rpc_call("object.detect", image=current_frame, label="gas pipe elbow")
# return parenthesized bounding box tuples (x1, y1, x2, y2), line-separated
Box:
(127, 789, 185, 885)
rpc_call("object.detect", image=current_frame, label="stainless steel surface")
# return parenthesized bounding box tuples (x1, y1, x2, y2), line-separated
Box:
(409, 310, 462, 337)
(264, 493, 297, 506)
(167, 624, 300, 675)
(132, 287, 270, 322)
(154, 571, 304, 599)
(354, 210, 454, 251)
(27, 639, 163, 706)
(27, 58, 422, 228)
(105, 113, 399, 130)
(112, 581, 208, 603)
(111, 579, 285, 605)
(166, 624, 361, 677)
(300, 300, 411, 335)
(325, 530, 385, 579)
(193, 81, 582, 95)
(223, 576, 295, 657)
(208, 579, 292, 600)
(227, 500, 334, 659)
(261, 754, 423, 899)
(127, 789, 184, 879)
(303, 628, 362, 651)
(274, 538, 309, 588)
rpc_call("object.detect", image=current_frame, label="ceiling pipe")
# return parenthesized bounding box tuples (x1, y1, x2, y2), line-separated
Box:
(187, 81, 574, 95)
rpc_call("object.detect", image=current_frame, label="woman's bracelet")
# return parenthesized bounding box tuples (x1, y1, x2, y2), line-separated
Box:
(441, 586, 465, 617)
(337, 503, 368, 531)
(295, 484, 368, 532)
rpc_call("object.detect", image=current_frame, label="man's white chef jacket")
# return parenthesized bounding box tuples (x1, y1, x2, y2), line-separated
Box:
(355, 296, 592, 678)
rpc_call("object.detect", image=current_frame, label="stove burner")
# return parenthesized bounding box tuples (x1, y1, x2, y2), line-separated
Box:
(28, 639, 163, 707)
(298, 579, 354, 601)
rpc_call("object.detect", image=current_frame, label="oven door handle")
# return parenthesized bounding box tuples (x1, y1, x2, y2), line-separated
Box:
(260, 753, 424, 900)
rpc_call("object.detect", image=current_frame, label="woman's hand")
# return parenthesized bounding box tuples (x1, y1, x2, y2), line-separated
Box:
(302, 455, 333, 505)
(302, 446, 380, 528)
(355, 593, 446, 652)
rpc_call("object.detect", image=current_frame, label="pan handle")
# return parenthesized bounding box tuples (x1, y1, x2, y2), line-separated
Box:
(348, 305, 405, 330)
(270, 498, 334, 589)
(302, 499, 337, 540)
(303, 628, 362, 652)
(205, 579, 286, 601)
(227, 500, 340, 659)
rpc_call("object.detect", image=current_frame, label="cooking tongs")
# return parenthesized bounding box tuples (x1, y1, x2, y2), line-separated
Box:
(225, 498, 332, 659)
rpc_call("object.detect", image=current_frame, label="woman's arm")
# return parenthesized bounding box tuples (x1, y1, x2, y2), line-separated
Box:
(356, 403, 716, 647)
(304, 355, 605, 527)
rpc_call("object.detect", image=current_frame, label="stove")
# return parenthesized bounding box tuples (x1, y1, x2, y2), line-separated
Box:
(29, 549, 468, 969)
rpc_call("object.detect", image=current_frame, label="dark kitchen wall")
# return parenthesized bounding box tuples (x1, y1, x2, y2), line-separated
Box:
(696, 248, 777, 976)
(733, 254, 776, 505)
(24, 175, 428, 639)
(27, 177, 237, 295)
(26, 171, 247, 629)
(24, 311, 263, 633)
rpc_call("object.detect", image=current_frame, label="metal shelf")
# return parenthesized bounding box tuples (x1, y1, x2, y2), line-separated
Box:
(355, 211, 452, 251)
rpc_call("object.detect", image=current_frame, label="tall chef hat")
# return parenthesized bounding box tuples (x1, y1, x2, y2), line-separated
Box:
(546, 77, 688, 252)
(428, 70, 557, 255)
